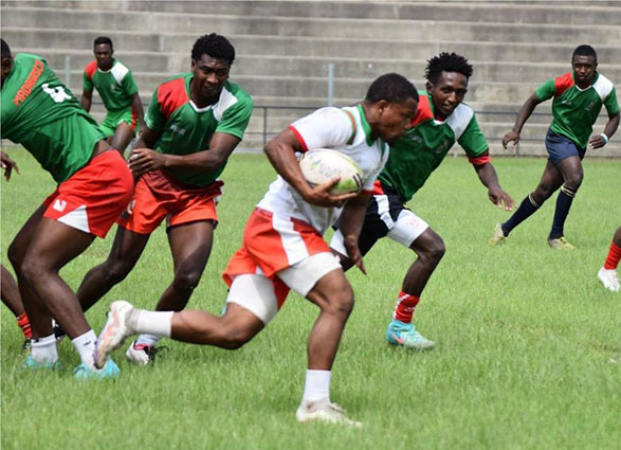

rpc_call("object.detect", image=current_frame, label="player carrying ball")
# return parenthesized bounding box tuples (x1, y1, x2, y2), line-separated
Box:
(94, 73, 419, 426)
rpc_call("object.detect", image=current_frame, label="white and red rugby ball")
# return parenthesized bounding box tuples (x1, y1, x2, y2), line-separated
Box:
(299, 149, 363, 195)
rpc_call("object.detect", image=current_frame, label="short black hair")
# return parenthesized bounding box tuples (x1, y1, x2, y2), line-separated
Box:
(425, 52, 473, 83)
(572, 44, 597, 63)
(94, 36, 113, 51)
(365, 73, 418, 105)
(1, 38, 11, 58)
(191, 33, 235, 65)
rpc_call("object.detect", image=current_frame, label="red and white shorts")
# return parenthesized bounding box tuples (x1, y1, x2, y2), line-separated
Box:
(222, 208, 342, 324)
(43, 150, 134, 238)
(117, 170, 223, 234)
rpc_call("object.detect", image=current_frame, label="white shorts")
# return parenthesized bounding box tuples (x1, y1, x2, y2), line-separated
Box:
(226, 252, 342, 324)
(331, 194, 429, 256)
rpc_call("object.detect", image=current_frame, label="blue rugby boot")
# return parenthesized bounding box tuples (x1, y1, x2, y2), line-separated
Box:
(20, 355, 61, 371)
(386, 319, 436, 350)
(74, 359, 120, 380)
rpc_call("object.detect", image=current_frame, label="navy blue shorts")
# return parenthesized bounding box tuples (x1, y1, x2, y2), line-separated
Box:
(545, 129, 586, 164)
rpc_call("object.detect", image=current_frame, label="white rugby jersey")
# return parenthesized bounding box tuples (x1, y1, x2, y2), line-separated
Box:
(257, 104, 389, 234)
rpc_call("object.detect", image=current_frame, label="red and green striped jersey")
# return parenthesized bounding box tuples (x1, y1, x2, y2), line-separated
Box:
(83, 59, 138, 112)
(145, 74, 253, 187)
(1, 53, 105, 183)
(535, 72, 619, 149)
(379, 91, 489, 202)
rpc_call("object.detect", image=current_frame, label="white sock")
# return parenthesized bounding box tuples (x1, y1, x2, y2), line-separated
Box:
(72, 330, 97, 369)
(302, 370, 331, 403)
(31, 334, 58, 364)
(128, 309, 173, 338)
(135, 334, 161, 347)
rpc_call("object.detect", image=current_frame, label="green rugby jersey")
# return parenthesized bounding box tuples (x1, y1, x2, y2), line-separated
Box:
(145, 74, 253, 187)
(536, 72, 619, 149)
(1, 53, 105, 183)
(83, 59, 138, 111)
(379, 91, 489, 203)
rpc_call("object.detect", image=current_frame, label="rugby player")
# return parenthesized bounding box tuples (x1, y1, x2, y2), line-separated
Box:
(76, 34, 253, 365)
(81, 36, 145, 154)
(490, 45, 619, 249)
(331, 53, 514, 349)
(94, 73, 419, 426)
(1, 38, 133, 378)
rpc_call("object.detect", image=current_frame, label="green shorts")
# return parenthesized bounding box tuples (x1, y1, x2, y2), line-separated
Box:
(100, 107, 140, 137)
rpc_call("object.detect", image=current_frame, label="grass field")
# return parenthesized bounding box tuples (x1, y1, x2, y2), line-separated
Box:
(1, 148, 620, 450)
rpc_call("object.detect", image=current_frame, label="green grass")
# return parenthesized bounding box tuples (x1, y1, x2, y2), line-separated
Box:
(2, 148, 620, 450)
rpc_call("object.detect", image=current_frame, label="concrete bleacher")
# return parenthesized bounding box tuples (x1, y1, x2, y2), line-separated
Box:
(1, 0, 620, 156)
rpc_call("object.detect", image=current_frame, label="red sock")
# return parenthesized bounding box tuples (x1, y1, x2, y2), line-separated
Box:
(393, 291, 420, 323)
(17, 313, 32, 339)
(604, 242, 621, 270)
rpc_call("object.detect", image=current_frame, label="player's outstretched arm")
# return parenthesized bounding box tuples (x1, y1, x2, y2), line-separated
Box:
(473, 160, 515, 211)
(264, 129, 355, 207)
(1, 151, 19, 181)
(589, 111, 620, 149)
(503, 93, 543, 149)
(337, 192, 370, 274)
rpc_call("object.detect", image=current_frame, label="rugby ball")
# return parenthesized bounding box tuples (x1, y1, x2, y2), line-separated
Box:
(299, 149, 363, 195)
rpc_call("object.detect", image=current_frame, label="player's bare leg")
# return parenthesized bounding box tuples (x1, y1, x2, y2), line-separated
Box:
(297, 268, 360, 426)
(8, 204, 54, 341)
(95, 299, 264, 369)
(385, 228, 441, 350)
(160, 221, 214, 311)
(598, 226, 621, 292)
(1, 264, 32, 342)
(77, 226, 150, 312)
(170, 303, 264, 347)
(128, 220, 214, 362)
(547, 155, 583, 248)
(9, 213, 114, 373)
(108, 122, 135, 155)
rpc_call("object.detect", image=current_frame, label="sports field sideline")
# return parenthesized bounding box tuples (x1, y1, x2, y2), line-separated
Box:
(2, 148, 619, 450)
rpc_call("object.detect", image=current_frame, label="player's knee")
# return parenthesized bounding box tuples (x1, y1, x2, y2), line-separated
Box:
(418, 236, 445, 265)
(103, 260, 133, 285)
(19, 256, 47, 285)
(326, 283, 355, 318)
(172, 270, 202, 292)
(564, 172, 583, 191)
(428, 238, 445, 263)
(7, 241, 24, 273)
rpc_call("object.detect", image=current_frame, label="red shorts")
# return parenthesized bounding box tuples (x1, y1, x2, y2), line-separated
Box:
(117, 170, 223, 235)
(223, 208, 330, 304)
(43, 150, 134, 238)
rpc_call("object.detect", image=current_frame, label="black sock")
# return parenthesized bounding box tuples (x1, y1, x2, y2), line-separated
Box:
(549, 185, 576, 239)
(502, 194, 540, 236)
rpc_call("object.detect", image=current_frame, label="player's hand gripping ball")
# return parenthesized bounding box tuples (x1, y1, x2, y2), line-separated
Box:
(299, 149, 363, 195)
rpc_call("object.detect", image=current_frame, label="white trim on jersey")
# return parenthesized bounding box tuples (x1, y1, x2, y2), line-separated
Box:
(446, 103, 474, 141)
(213, 87, 239, 122)
(109, 62, 129, 86)
(188, 86, 239, 118)
(593, 74, 614, 102)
